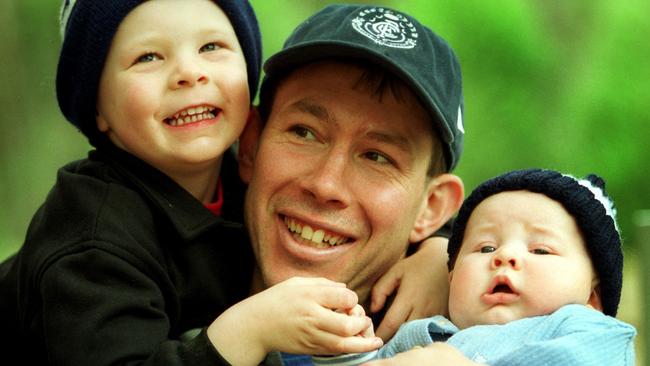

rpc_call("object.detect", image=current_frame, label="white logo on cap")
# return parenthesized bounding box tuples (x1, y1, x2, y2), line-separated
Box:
(60, 0, 78, 38)
(351, 8, 418, 49)
(457, 106, 465, 134)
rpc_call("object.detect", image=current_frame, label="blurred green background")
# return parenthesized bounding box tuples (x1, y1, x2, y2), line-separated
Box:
(1, 0, 648, 362)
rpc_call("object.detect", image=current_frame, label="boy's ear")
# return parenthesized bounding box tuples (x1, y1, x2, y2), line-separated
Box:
(409, 174, 464, 243)
(587, 280, 603, 312)
(238, 107, 262, 184)
(96, 113, 109, 133)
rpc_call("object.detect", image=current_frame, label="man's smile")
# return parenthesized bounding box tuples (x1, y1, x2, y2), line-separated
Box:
(282, 215, 351, 248)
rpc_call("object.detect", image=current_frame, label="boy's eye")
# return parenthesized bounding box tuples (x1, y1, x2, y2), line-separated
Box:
(200, 42, 220, 53)
(363, 151, 391, 165)
(289, 125, 317, 140)
(134, 53, 160, 64)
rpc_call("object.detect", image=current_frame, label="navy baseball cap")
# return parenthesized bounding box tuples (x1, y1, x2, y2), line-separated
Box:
(261, 4, 465, 171)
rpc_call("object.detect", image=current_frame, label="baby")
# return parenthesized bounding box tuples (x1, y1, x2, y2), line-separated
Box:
(369, 168, 636, 365)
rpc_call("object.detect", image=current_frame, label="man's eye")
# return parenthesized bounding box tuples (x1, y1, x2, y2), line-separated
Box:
(200, 42, 220, 53)
(289, 125, 316, 140)
(363, 151, 391, 165)
(134, 53, 160, 64)
(480, 246, 496, 253)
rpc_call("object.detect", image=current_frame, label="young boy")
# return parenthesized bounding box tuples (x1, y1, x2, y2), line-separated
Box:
(0, 1, 262, 364)
(365, 169, 637, 365)
(0, 1, 458, 364)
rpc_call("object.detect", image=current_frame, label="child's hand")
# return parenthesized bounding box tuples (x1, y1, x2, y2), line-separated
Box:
(208, 277, 383, 366)
(370, 237, 450, 341)
(361, 343, 481, 366)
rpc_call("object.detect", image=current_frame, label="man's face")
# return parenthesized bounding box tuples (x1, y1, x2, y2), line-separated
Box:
(243, 61, 436, 303)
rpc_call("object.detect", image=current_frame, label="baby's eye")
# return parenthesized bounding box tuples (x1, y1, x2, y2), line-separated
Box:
(362, 151, 392, 165)
(200, 42, 220, 53)
(531, 248, 551, 255)
(134, 53, 160, 64)
(289, 125, 317, 140)
(480, 245, 496, 253)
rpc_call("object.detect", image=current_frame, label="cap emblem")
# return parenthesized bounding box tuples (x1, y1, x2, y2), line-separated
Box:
(351, 8, 418, 49)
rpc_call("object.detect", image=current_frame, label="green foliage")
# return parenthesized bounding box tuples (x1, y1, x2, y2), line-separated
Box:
(2, 0, 649, 275)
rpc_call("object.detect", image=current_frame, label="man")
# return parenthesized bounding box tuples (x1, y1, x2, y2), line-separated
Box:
(238, 4, 465, 365)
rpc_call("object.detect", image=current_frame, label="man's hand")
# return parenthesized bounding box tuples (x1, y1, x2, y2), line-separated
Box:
(208, 277, 383, 365)
(361, 343, 481, 366)
(371, 237, 450, 341)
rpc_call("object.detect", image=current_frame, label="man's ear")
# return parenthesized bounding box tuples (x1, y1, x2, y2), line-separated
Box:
(238, 107, 262, 184)
(409, 174, 464, 243)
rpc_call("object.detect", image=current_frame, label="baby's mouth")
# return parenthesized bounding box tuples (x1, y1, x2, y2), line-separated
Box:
(491, 284, 515, 294)
(488, 276, 518, 295)
(283, 216, 351, 249)
(164, 105, 219, 126)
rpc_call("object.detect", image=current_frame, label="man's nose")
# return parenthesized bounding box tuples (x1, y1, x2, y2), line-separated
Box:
(299, 148, 352, 208)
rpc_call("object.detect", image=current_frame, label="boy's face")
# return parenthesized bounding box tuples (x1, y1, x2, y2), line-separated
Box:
(96, 0, 249, 179)
(448, 190, 601, 329)
(242, 61, 446, 303)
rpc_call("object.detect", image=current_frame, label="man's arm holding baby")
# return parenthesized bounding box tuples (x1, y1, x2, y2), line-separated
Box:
(362, 342, 481, 366)
(371, 235, 451, 341)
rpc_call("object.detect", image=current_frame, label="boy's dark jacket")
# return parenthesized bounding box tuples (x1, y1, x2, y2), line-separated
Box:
(0, 142, 253, 365)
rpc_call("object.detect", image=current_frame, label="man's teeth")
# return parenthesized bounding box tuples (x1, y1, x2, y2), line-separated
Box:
(167, 106, 216, 126)
(284, 217, 348, 247)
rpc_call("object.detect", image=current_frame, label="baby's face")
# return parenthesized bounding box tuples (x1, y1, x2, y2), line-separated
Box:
(448, 190, 600, 329)
(96, 0, 249, 181)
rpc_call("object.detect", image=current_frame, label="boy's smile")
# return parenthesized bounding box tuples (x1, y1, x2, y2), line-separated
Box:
(163, 105, 219, 127)
(95, 0, 249, 200)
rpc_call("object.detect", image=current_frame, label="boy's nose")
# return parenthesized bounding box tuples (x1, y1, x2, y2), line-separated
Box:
(170, 59, 208, 88)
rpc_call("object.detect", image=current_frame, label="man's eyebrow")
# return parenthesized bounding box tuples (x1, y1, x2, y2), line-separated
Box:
(286, 99, 412, 153)
(365, 131, 412, 154)
(287, 99, 336, 124)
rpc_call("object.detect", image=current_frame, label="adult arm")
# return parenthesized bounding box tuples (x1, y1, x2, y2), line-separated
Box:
(371, 236, 450, 341)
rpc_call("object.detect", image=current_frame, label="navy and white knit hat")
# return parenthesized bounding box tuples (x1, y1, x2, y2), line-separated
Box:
(259, 4, 465, 171)
(57, 0, 262, 145)
(447, 168, 623, 317)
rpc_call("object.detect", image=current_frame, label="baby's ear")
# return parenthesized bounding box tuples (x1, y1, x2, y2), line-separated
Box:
(238, 107, 262, 184)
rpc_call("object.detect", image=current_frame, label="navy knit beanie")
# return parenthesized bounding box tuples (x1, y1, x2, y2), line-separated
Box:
(57, 0, 262, 145)
(447, 168, 623, 317)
